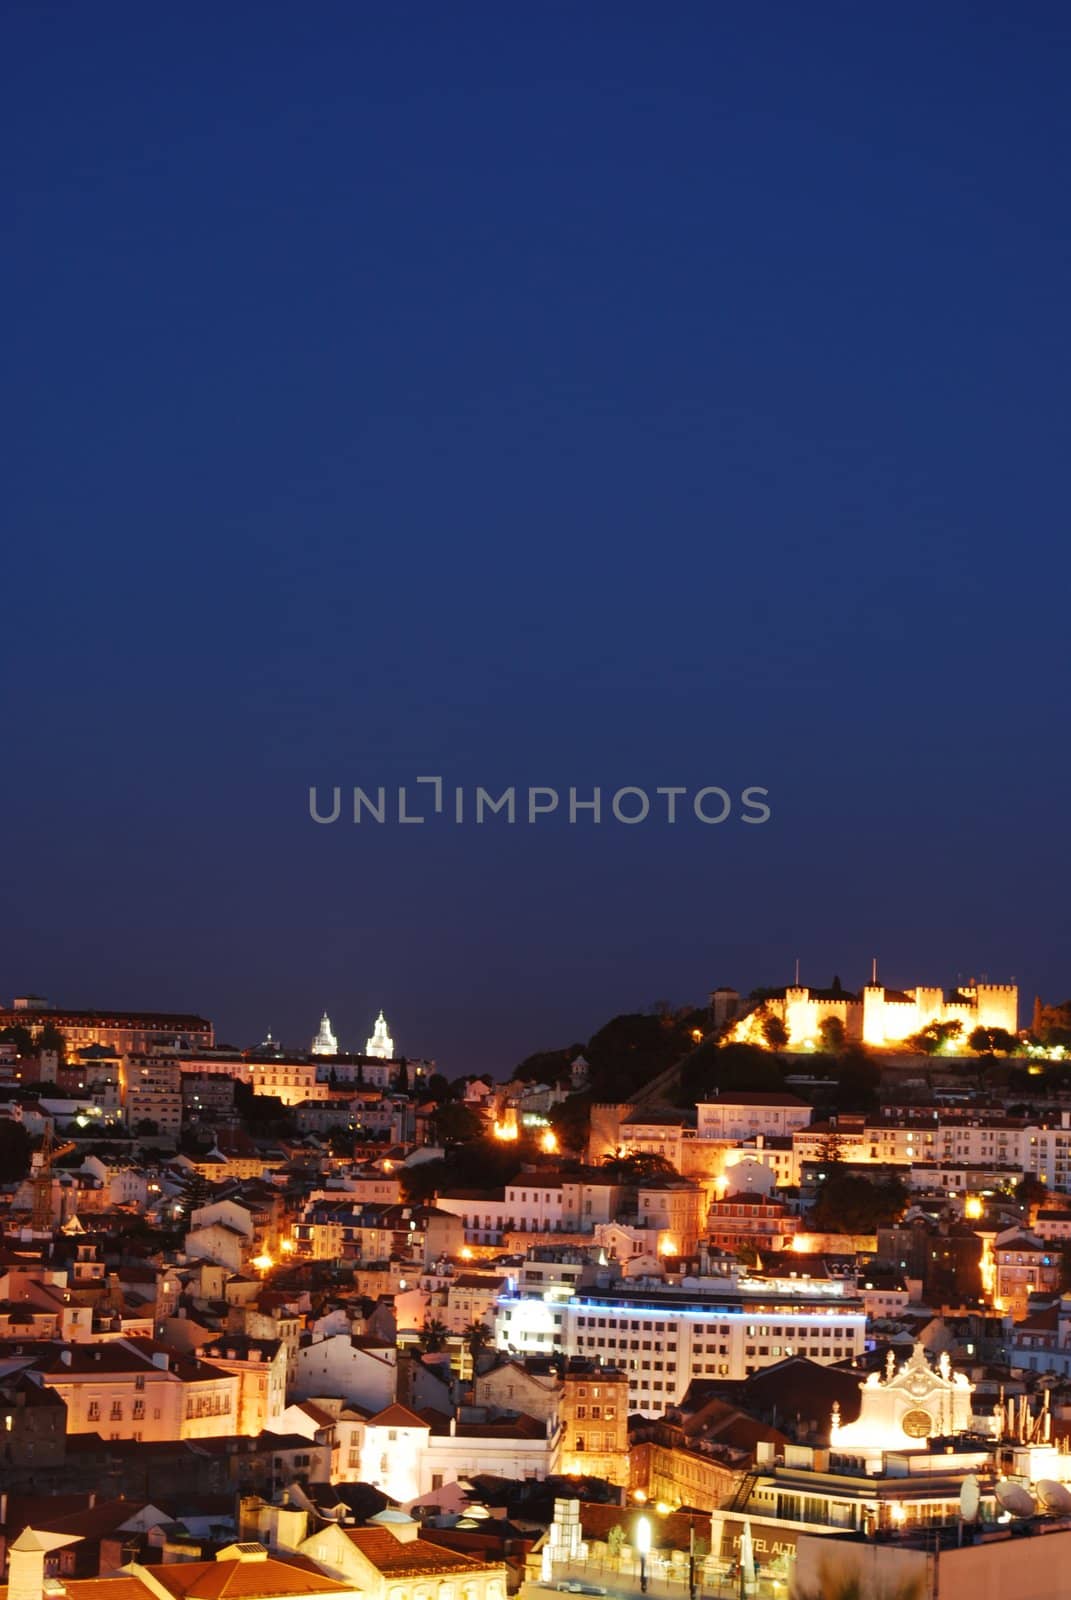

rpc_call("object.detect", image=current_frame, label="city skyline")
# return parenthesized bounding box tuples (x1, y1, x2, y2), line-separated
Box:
(5, 4, 1069, 1078)
(3, 6, 1070, 1591)
(0, 956, 1044, 1077)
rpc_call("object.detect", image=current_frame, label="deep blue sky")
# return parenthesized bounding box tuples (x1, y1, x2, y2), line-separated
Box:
(4, 3, 1069, 1075)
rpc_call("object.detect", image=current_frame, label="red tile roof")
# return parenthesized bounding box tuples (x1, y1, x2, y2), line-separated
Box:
(145, 1557, 352, 1600)
(365, 1403, 429, 1429)
(345, 1529, 488, 1576)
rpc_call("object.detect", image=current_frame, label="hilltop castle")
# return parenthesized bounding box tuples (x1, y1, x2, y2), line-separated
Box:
(718, 969, 1018, 1050)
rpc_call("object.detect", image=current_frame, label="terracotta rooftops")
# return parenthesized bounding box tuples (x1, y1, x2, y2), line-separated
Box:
(144, 1555, 352, 1600)
(345, 1528, 488, 1576)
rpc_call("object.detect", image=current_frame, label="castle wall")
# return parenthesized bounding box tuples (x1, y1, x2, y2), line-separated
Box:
(968, 985, 1019, 1033)
(748, 981, 1019, 1050)
(587, 1101, 634, 1162)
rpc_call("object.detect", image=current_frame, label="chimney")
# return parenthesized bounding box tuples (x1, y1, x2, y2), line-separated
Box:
(9, 1530, 46, 1600)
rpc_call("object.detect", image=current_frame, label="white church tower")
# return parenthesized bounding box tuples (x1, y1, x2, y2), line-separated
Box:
(365, 1009, 395, 1059)
(311, 1010, 338, 1056)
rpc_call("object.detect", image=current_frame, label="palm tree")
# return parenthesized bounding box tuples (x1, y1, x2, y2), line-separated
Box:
(463, 1319, 492, 1375)
(418, 1317, 448, 1354)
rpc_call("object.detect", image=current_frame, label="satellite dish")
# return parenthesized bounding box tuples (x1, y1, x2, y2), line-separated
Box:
(959, 1475, 980, 1523)
(1036, 1480, 1071, 1513)
(996, 1481, 1036, 1518)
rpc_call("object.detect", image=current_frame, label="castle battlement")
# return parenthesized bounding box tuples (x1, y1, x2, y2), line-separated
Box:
(728, 973, 1019, 1051)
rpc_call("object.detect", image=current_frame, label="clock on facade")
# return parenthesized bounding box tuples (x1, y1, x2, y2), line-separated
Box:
(902, 1408, 933, 1438)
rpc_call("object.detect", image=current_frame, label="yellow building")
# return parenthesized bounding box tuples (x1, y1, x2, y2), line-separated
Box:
(730, 976, 1018, 1050)
(559, 1362, 629, 1485)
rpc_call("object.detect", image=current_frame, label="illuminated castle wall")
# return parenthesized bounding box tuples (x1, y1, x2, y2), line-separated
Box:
(731, 977, 1018, 1049)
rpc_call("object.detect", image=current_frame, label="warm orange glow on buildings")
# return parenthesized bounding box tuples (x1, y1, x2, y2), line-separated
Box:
(727, 976, 1018, 1051)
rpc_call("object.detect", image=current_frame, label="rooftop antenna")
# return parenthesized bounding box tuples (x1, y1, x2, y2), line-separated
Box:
(871, 957, 878, 985)
(794, 957, 800, 986)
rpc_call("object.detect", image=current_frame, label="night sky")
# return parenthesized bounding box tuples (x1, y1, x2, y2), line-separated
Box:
(4, 4, 1069, 1076)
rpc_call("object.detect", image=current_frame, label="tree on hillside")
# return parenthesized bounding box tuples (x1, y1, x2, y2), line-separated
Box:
(678, 1040, 785, 1104)
(833, 1045, 880, 1113)
(908, 1020, 963, 1056)
(600, 1151, 679, 1182)
(762, 1013, 790, 1050)
(512, 1046, 581, 1085)
(36, 1023, 67, 1062)
(550, 1092, 594, 1154)
(430, 1101, 484, 1145)
(0, 1025, 34, 1056)
(970, 1026, 1020, 1057)
(399, 1159, 446, 1205)
(0, 1120, 33, 1183)
(812, 1170, 907, 1234)
(818, 1016, 846, 1054)
(584, 1011, 703, 1101)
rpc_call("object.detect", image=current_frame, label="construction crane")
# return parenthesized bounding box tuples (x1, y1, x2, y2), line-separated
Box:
(30, 1125, 76, 1231)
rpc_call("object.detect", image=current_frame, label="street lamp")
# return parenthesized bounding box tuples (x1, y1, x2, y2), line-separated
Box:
(688, 1518, 696, 1600)
(635, 1516, 651, 1595)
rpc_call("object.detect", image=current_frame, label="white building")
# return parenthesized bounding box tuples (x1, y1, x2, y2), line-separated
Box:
(311, 1013, 339, 1056)
(696, 1094, 813, 1143)
(353, 1403, 563, 1503)
(290, 1331, 397, 1415)
(365, 1011, 395, 1059)
(498, 1275, 866, 1415)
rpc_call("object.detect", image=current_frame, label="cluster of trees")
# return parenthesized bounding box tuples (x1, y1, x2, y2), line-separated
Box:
(678, 1040, 786, 1104)
(514, 1004, 710, 1103)
(907, 1020, 964, 1055)
(0, 1022, 67, 1060)
(0, 1120, 32, 1182)
(399, 1134, 528, 1204)
(968, 1025, 1021, 1056)
(811, 1165, 908, 1234)
(677, 1036, 879, 1115)
(599, 1150, 678, 1182)
(906, 1020, 1024, 1058)
(417, 1317, 493, 1371)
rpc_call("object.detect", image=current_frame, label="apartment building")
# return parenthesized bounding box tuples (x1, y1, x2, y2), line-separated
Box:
(498, 1277, 866, 1415)
(31, 1338, 238, 1440)
(559, 1360, 629, 1483)
(696, 1094, 812, 1142)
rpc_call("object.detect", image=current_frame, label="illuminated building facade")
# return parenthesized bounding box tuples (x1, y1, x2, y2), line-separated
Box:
(497, 1278, 866, 1414)
(365, 1010, 395, 1059)
(311, 1011, 339, 1055)
(558, 1361, 629, 1483)
(0, 999, 214, 1054)
(729, 977, 1018, 1050)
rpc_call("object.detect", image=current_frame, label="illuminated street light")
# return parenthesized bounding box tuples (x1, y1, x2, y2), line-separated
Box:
(635, 1515, 651, 1594)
